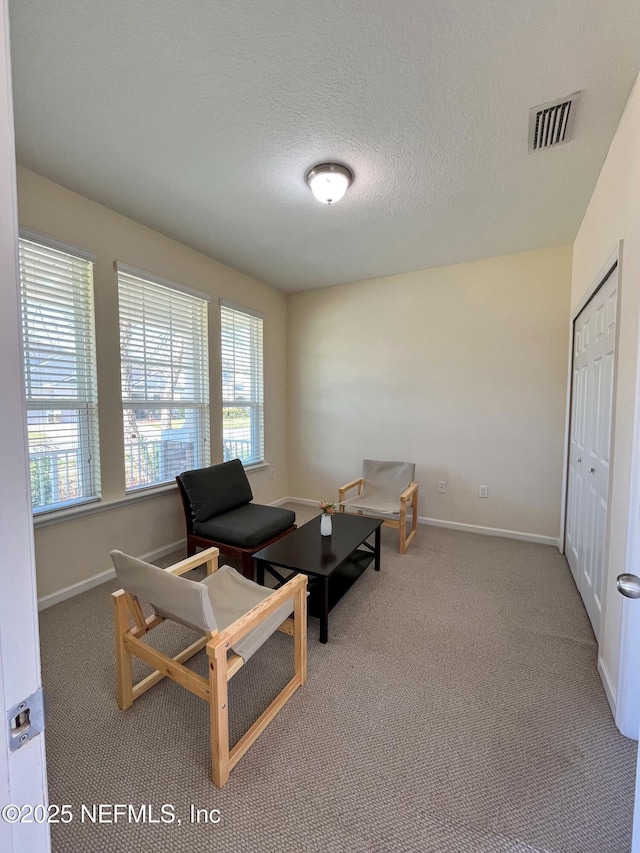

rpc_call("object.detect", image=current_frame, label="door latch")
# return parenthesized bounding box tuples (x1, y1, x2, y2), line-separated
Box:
(7, 688, 45, 752)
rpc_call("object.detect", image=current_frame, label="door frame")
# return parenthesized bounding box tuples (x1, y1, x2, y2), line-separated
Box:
(0, 0, 50, 847)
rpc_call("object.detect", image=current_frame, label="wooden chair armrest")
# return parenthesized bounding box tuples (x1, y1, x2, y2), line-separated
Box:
(339, 477, 364, 501)
(207, 573, 308, 653)
(166, 547, 220, 576)
(400, 482, 418, 503)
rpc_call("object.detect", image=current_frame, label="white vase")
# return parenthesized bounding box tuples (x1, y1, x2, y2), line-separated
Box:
(320, 514, 332, 536)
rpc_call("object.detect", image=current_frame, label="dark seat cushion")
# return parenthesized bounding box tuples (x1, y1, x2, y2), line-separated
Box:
(194, 503, 296, 549)
(179, 459, 253, 522)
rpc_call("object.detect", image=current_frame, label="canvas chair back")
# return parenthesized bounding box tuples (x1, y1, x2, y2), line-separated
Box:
(111, 550, 217, 634)
(362, 460, 415, 498)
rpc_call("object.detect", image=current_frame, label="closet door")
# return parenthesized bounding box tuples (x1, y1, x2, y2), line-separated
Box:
(565, 265, 618, 640)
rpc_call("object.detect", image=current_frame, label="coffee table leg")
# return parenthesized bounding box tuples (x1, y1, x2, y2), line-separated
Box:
(320, 577, 329, 643)
(374, 526, 381, 571)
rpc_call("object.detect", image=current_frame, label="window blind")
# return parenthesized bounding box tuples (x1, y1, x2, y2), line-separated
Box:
(118, 271, 210, 490)
(19, 238, 100, 513)
(221, 303, 264, 465)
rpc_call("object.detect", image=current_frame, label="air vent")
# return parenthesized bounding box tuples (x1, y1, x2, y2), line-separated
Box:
(528, 92, 581, 152)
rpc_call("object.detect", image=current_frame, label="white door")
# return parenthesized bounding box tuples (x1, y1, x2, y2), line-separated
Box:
(0, 0, 50, 849)
(566, 264, 618, 639)
(0, 638, 12, 851)
(615, 577, 640, 851)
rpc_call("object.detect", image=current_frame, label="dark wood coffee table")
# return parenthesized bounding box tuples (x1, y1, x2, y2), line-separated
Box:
(253, 513, 383, 643)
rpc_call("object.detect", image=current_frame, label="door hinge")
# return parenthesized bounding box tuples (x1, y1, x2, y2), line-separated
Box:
(7, 687, 45, 752)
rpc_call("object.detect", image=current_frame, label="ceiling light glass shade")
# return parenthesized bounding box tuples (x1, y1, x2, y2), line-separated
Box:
(306, 163, 353, 205)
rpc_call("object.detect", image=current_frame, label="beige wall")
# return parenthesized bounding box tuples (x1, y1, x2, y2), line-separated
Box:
(287, 246, 572, 540)
(571, 73, 640, 718)
(17, 167, 289, 600)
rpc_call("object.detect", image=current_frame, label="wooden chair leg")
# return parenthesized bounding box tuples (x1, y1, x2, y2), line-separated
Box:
(294, 578, 308, 687)
(412, 490, 418, 535)
(113, 592, 133, 710)
(400, 489, 418, 554)
(209, 645, 230, 788)
(399, 500, 408, 554)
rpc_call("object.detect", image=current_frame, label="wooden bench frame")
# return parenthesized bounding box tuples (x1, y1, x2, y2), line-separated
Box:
(112, 547, 308, 787)
(338, 479, 419, 554)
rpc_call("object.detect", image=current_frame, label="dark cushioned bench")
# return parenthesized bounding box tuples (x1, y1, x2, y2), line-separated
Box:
(177, 459, 296, 579)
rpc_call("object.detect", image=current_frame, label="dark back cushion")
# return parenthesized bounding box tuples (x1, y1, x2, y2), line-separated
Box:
(179, 459, 253, 522)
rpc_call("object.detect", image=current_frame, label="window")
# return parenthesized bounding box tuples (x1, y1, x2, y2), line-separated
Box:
(19, 236, 100, 513)
(117, 265, 210, 490)
(221, 302, 264, 465)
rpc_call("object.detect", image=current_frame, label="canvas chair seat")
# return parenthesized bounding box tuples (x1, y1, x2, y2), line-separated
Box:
(340, 488, 404, 516)
(201, 566, 295, 661)
(339, 459, 419, 554)
(110, 546, 307, 787)
(112, 550, 295, 662)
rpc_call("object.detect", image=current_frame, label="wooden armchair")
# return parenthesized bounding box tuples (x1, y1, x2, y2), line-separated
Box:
(339, 459, 418, 554)
(111, 546, 307, 787)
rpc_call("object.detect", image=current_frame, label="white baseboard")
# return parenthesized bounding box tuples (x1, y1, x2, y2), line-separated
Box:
(282, 496, 322, 507)
(37, 538, 186, 611)
(420, 516, 560, 547)
(598, 656, 617, 721)
(282, 496, 560, 547)
(269, 496, 291, 507)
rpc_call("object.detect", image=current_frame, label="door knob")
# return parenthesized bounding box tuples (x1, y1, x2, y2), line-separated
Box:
(617, 574, 640, 599)
(577, 458, 582, 463)
(589, 467, 595, 474)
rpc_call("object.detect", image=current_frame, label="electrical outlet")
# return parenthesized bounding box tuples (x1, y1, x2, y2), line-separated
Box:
(269, 469, 275, 480)
(437, 480, 447, 493)
(479, 485, 488, 498)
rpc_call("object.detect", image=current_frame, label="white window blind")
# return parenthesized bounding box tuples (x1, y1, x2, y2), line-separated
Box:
(221, 303, 264, 465)
(118, 270, 210, 490)
(19, 237, 100, 513)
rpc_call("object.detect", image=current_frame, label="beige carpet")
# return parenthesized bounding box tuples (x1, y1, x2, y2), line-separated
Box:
(38, 513, 637, 852)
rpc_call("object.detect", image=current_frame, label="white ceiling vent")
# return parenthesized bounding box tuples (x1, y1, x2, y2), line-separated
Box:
(528, 92, 581, 152)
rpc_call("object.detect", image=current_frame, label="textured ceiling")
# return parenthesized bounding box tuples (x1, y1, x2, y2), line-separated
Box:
(8, 1, 640, 291)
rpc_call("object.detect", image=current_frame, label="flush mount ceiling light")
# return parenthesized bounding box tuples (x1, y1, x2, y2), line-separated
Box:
(305, 163, 353, 205)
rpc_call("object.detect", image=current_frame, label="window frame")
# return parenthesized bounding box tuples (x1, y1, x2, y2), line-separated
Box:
(18, 232, 100, 515)
(116, 263, 211, 492)
(220, 300, 265, 467)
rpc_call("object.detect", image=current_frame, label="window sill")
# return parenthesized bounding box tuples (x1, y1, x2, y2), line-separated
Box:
(32, 482, 178, 529)
(33, 464, 271, 529)
(244, 461, 269, 472)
